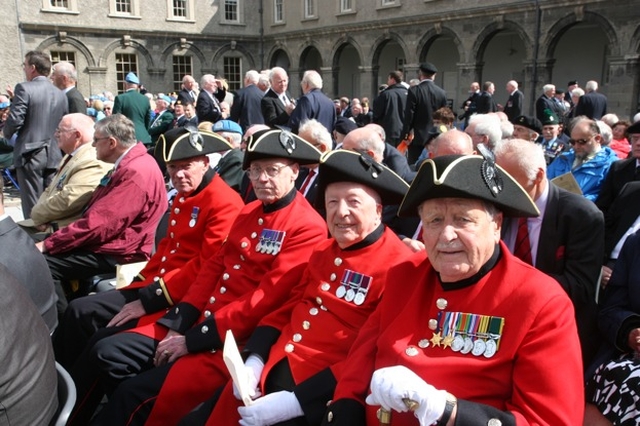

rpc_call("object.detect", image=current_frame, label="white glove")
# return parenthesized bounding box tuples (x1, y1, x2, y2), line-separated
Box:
(234, 354, 265, 400)
(238, 390, 304, 426)
(365, 365, 448, 426)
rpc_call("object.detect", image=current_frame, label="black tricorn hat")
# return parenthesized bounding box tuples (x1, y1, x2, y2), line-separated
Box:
(398, 147, 539, 218)
(242, 128, 322, 170)
(627, 120, 640, 134)
(155, 125, 233, 163)
(512, 115, 543, 134)
(316, 150, 409, 208)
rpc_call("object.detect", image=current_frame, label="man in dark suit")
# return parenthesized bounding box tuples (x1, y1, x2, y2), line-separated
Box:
(596, 121, 640, 214)
(230, 70, 265, 132)
(295, 118, 333, 208)
(401, 62, 447, 164)
(196, 74, 226, 124)
(212, 119, 245, 193)
(51, 61, 87, 114)
(288, 70, 336, 134)
(113, 72, 152, 145)
(173, 101, 198, 128)
(503, 80, 524, 121)
(458, 81, 480, 128)
(565, 80, 579, 108)
(496, 138, 603, 370)
(372, 70, 408, 147)
(536, 84, 563, 123)
(475, 81, 498, 114)
(3, 50, 68, 218)
(575, 80, 608, 120)
(0, 263, 58, 426)
(0, 178, 58, 332)
(261, 67, 295, 128)
(176, 75, 197, 105)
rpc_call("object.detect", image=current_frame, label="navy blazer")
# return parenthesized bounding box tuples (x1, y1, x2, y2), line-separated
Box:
(604, 181, 640, 259)
(288, 89, 336, 134)
(594, 231, 640, 372)
(230, 84, 265, 132)
(401, 80, 447, 146)
(575, 91, 608, 120)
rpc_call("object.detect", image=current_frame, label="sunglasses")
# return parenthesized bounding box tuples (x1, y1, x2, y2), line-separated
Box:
(569, 137, 593, 146)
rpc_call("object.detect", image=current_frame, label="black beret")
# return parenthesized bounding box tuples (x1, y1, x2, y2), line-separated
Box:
(242, 128, 322, 170)
(316, 150, 409, 208)
(419, 62, 438, 74)
(398, 148, 539, 218)
(627, 121, 640, 134)
(512, 115, 542, 134)
(155, 126, 232, 163)
(555, 88, 565, 95)
(334, 117, 358, 135)
(568, 80, 578, 86)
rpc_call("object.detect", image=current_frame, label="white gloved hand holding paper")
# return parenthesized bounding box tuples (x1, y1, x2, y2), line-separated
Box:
(238, 390, 304, 426)
(233, 354, 264, 400)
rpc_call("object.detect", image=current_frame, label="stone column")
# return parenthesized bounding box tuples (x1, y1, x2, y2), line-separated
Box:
(605, 55, 640, 117)
(457, 62, 481, 101)
(319, 66, 334, 97)
(86, 67, 108, 95)
(358, 65, 374, 101)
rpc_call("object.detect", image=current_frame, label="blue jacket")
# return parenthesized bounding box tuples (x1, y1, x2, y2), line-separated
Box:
(547, 146, 618, 201)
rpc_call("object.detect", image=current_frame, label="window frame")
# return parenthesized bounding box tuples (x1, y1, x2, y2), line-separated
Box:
(303, 0, 316, 19)
(223, 0, 240, 23)
(166, 0, 195, 22)
(115, 52, 139, 94)
(108, 0, 141, 18)
(172, 55, 193, 92)
(222, 56, 243, 92)
(41, 0, 79, 14)
(273, 0, 284, 24)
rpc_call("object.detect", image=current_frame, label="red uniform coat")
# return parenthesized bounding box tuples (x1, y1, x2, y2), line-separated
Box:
(324, 243, 584, 426)
(128, 172, 243, 330)
(207, 226, 412, 425)
(143, 190, 327, 425)
(44, 143, 167, 262)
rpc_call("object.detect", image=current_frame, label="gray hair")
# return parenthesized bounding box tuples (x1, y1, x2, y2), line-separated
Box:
(494, 138, 546, 184)
(469, 114, 502, 149)
(596, 120, 612, 146)
(269, 67, 288, 83)
(543, 84, 555, 94)
(299, 119, 332, 152)
(302, 70, 323, 90)
(95, 114, 137, 148)
(571, 88, 585, 98)
(53, 61, 77, 82)
(245, 70, 260, 84)
(200, 74, 216, 87)
(585, 80, 598, 92)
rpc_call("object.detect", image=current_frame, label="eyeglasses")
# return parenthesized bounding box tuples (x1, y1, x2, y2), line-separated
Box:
(93, 136, 111, 145)
(248, 163, 292, 179)
(568, 136, 594, 146)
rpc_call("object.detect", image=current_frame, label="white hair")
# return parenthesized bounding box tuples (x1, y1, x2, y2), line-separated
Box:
(596, 120, 612, 146)
(245, 70, 260, 84)
(299, 119, 332, 152)
(585, 80, 598, 92)
(469, 114, 502, 149)
(302, 70, 323, 90)
(494, 138, 546, 183)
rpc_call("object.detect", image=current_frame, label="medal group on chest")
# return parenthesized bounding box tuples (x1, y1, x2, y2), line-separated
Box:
(406, 297, 505, 359)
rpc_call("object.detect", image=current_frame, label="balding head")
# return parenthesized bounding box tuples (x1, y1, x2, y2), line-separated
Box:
(56, 113, 96, 154)
(342, 126, 385, 162)
(429, 130, 474, 158)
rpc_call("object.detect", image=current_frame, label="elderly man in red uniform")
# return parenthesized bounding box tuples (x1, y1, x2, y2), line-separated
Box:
(53, 126, 243, 371)
(175, 149, 412, 425)
(321, 147, 585, 425)
(36, 114, 167, 317)
(83, 129, 327, 426)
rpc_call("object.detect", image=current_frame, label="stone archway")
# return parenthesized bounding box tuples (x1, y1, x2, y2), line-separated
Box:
(332, 42, 362, 98)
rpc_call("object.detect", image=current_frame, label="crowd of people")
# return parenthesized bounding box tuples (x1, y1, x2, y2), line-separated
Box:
(2, 49, 640, 426)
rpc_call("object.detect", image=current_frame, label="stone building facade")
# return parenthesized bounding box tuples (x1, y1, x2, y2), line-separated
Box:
(3, 0, 639, 118)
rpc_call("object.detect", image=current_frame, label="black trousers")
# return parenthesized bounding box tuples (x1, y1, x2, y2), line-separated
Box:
(70, 330, 159, 426)
(16, 146, 56, 218)
(53, 289, 138, 369)
(45, 249, 120, 317)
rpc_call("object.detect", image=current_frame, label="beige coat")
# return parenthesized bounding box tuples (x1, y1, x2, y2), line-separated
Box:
(27, 143, 111, 227)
